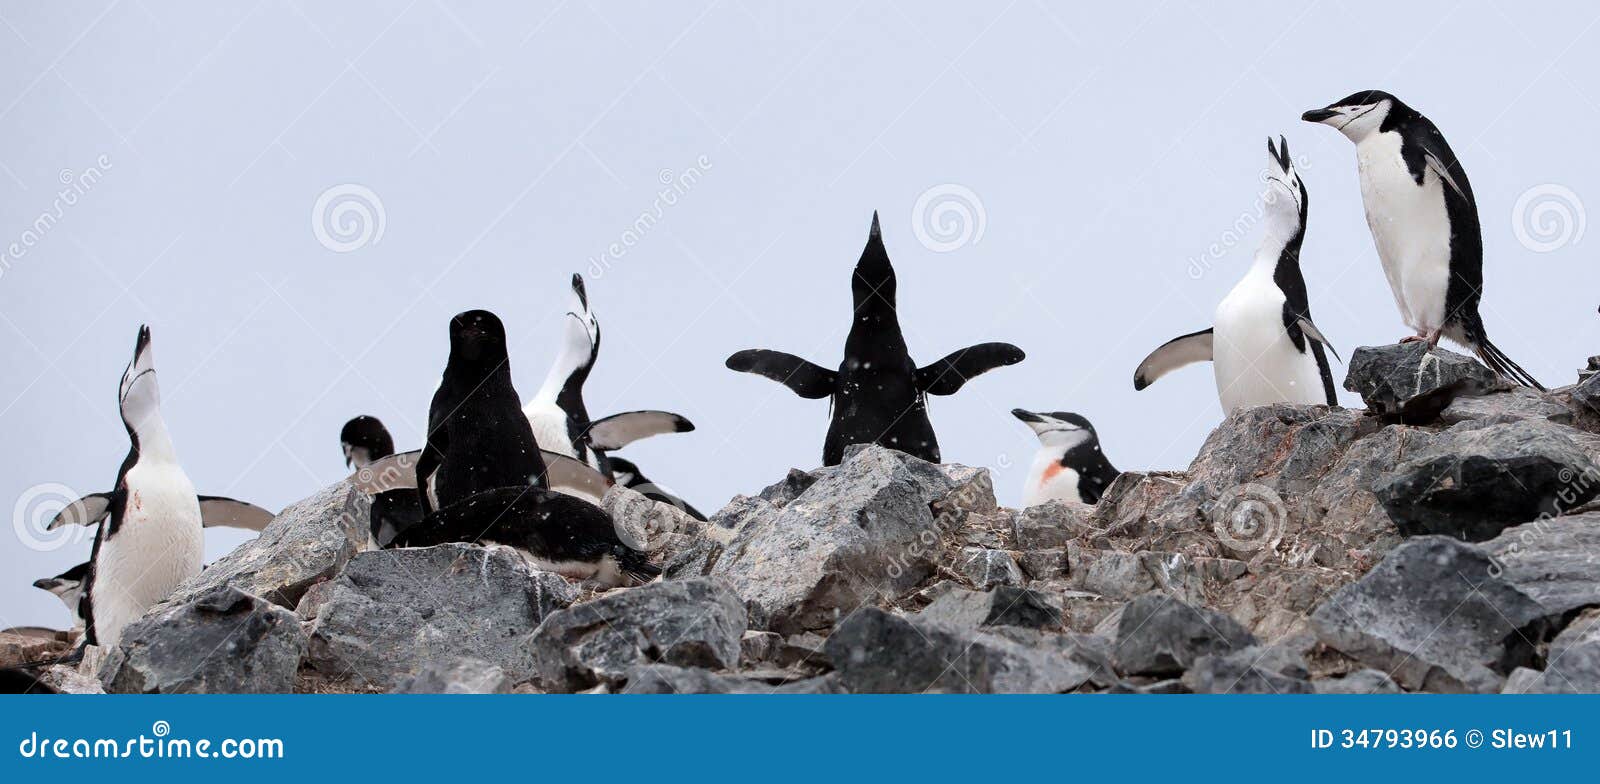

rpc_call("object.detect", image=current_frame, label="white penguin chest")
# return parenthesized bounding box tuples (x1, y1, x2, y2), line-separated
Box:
(1212, 271, 1323, 410)
(93, 462, 203, 645)
(1023, 451, 1080, 507)
(1355, 132, 1452, 331)
(524, 401, 578, 459)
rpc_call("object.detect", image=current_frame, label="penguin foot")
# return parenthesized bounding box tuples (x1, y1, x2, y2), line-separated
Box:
(1399, 335, 1426, 344)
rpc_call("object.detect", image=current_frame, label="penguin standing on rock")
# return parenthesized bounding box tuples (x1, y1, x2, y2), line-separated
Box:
(1302, 90, 1543, 389)
(726, 212, 1025, 466)
(416, 310, 548, 515)
(1135, 137, 1341, 411)
(1011, 409, 1120, 506)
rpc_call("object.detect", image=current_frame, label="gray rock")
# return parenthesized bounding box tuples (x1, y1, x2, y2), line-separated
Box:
(1017, 548, 1066, 580)
(1011, 502, 1092, 549)
(166, 480, 370, 609)
(1571, 372, 1600, 417)
(709, 445, 962, 634)
(303, 544, 577, 691)
(1310, 536, 1552, 693)
(1315, 669, 1403, 694)
(1373, 421, 1599, 541)
(619, 664, 846, 694)
(102, 586, 305, 694)
(1112, 593, 1256, 677)
(1344, 343, 1505, 421)
(1501, 667, 1546, 694)
(825, 607, 1098, 693)
(957, 547, 1024, 589)
(1439, 387, 1574, 426)
(1537, 609, 1600, 694)
(528, 577, 746, 692)
(392, 658, 511, 694)
(1483, 512, 1600, 615)
(1182, 645, 1313, 694)
(920, 586, 1063, 630)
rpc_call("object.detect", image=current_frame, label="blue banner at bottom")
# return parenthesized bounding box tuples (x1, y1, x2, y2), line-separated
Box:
(2, 695, 1594, 779)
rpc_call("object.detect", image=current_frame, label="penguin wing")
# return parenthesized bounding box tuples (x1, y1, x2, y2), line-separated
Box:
(540, 450, 614, 500)
(352, 450, 422, 493)
(197, 496, 276, 531)
(725, 350, 837, 399)
(916, 343, 1026, 396)
(45, 492, 113, 530)
(1293, 317, 1342, 362)
(586, 411, 695, 451)
(1133, 329, 1213, 390)
(1422, 150, 1467, 202)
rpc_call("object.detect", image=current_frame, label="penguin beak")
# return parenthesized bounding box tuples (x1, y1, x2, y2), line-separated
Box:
(1301, 107, 1339, 124)
(1011, 408, 1044, 424)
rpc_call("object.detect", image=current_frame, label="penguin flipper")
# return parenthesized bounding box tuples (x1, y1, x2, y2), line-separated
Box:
(1134, 328, 1214, 390)
(725, 350, 836, 399)
(197, 496, 275, 531)
(916, 342, 1026, 396)
(353, 450, 422, 493)
(586, 410, 695, 451)
(1294, 317, 1342, 362)
(45, 492, 113, 530)
(540, 450, 613, 500)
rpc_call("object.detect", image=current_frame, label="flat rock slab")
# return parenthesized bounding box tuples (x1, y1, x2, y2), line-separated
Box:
(1344, 343, 1505, 420)
(102, 586, 305, 694)
(920, 586, 1063, 630)
(303, 544, 577, 691)
(1112, 593, 1256, 677)
(528, 577, 747, 692)
(1311, 536, 1551, 693)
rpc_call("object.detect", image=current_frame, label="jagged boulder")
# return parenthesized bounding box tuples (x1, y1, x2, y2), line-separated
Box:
(1344, 343, 1505, 420)
(527, 577, 746, 692)
(708, 445, 970, 634)
(1534, 609, 1600, 694)
(1112, 593, 1256, 677)
(920, 586, 1063, 630)
(101, 586, 305, 694)
(1483, 512, 1600, 615)
(1373, 420, 1599, 541)
(392, 658, 512, 694)
(165, 480, 369, 609)
(1310, 536, 1551, 693)
(1181, 645, 1313, 694)
(301, 544, 576, 691)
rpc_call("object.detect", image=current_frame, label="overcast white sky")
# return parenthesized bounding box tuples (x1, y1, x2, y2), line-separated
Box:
(2, 1, 1597, 630)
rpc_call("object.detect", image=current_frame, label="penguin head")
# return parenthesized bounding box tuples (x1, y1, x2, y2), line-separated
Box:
(1263, 135, 1308, 227)
(606, 456, 642, 487)
(562, 273, 601, 370)
(340, 415, 395, 468)
(118, 325, 162, 429)
(33, 561, 87, 613)
(1301, 90, 1398, 143)
(448, 309, 510, 365)
(852, 211, 897, 308)
(1012, 408, 1097, 450)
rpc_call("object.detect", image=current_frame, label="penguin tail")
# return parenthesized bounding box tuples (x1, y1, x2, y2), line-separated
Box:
(1475, 336, 1545, 391)
(616, 547, 662, 585)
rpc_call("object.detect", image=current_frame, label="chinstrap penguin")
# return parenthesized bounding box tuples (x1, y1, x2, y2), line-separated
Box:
(417, 310, 549, 515)
(1011, 409, 1120, 506)
(32, 561, 89, 631)
(1302, 90, 1542, 389)
(340, 415, 423, 547)
(606, 456, 707, 521)
(726, 212, 1025, 465)
(1135, 137, 1341, 411)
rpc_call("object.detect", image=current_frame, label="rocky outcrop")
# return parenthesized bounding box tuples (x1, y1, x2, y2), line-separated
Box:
(101, 586, 305, 694)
